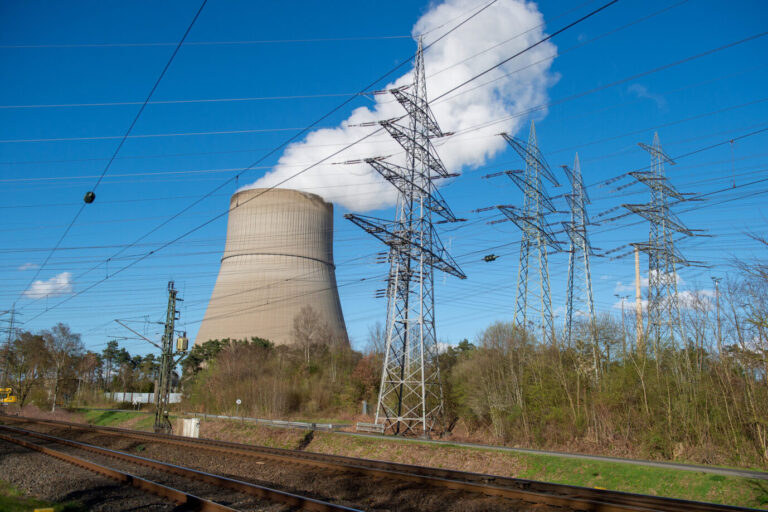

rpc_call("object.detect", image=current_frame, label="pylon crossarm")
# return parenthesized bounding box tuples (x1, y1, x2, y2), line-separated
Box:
(390, 88, 443, 138)
(622, 204, 694, 236)
(505, 171, 557, 212)
(632, 242, 692, 266)
(629, 172, 685, 200)
(368, 160, 458, 222)
(500, 133, 559, 186)
(379, 122, 453, 180)
(345, 214, 465, 279)
(498, 207, 562, 248)
(638, 141, 677, 165)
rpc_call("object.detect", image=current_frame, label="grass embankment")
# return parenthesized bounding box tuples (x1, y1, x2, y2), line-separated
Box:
(0, 480, 83, 512)
(79, 409, 160, 431)
(64, 411, 768, 509)
(309, 433, 768, 509)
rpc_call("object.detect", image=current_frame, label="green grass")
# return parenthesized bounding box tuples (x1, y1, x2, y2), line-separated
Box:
(310, 432, 768, 509)
(0, 480, 84, 512)
(80, 409, 175, 430)
(515, 452, 768, 508)
(81, 410, 143, 427)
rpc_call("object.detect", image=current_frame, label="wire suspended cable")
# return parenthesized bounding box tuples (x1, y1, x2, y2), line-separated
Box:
(18, 0, 620, 324)
(15, 0, 209, 306)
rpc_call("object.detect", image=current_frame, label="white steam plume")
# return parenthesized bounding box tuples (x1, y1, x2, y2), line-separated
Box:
(248, 0, 558, 211)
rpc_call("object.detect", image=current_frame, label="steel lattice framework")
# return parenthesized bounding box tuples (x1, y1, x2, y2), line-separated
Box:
(562, 154, 597, 348)
(622, 133, 696, 356)
(496, 123, 560, 345)
(345, 37, 465, 436)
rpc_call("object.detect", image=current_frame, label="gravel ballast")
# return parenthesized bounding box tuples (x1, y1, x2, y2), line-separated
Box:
(0, 438, 174, 511)
(6, 421, 561, 511)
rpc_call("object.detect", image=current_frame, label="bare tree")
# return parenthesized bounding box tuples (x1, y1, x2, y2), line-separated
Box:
(42, 323, 84, 412)
(7, 331, 48, 408)
(365, 321, 386, 356)
(292, 306, 325, 365)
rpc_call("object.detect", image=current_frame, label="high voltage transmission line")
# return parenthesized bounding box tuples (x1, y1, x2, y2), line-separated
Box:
(562, 154, 598, 368)
(13, 0, 619, 326)
(345, 37, 466, 436)
(480, 124, 561, 345)
(620, 133, 702, 359)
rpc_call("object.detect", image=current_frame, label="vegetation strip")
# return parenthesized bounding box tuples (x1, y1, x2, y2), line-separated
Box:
(0, 424, 360, 512)
(185, 407, 768, 480)
(332, 431, 768, 480)
(0, 432, 235, 512)
(3, 415, 760, 512)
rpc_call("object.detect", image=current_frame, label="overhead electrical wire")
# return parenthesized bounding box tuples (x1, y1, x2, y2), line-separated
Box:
(16, 3, 760, 336)
(17, 0, 621, 324)
(14, 0, 209, 306)
(0, 35, 413, 50)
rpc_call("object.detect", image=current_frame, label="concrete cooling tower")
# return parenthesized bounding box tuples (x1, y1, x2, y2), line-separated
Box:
(195, 188, 348, 346)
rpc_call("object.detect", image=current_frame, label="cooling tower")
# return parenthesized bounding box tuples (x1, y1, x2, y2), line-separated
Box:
(195, 188, 348, 346)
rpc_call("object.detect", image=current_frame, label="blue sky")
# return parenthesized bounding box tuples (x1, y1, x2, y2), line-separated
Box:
(1, 0, 767, 355)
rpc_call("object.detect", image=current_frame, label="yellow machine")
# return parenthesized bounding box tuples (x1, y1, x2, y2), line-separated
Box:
(0, 388, 18, 405)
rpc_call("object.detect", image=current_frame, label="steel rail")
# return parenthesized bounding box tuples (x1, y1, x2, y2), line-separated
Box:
(1, 415, 760, 512)
(0, 425, 360, 512)
(0, 431, 237, 512)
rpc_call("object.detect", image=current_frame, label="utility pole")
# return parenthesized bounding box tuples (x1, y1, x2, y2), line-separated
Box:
(711, 276, 722, 354)
(0, 304, 18, 388)
(615, 294, 628, 357)
(633, 244, 644, 354)
(345, 37, 466, 437)
(155, 281, 183, 434)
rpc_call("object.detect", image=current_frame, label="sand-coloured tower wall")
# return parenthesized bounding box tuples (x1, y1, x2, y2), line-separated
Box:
(195, 188, 348, 346)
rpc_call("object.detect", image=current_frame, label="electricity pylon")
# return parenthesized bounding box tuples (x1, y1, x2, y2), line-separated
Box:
(562, 154, 599, 380)
(622, 133, 698, 358)
(155, 281, 182, 434)
(346, 37, 466, 436)
(0, 304, 18, 387)
(496, 122, 561, 345)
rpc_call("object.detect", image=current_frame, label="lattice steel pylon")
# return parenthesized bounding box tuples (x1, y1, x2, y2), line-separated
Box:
(496, 122, 560, 345)
(562, 154, 599, 380)
(622, 133, 696, 358)
(562, 154, 597, 342)
(345, 37, 466, 436)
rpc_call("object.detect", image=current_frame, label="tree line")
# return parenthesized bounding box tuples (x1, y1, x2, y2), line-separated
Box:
(1, 326, 162, 409)
(181, 267, 767, 468)
(3, 256, 766, 468)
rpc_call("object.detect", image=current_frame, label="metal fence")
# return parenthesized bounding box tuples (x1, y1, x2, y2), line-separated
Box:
(105, 392, 182, 404)
(185, 412, 348, 431)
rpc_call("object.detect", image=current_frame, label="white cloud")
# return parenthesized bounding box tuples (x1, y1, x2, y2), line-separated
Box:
(246, 0, 558, 211)
(612, 289, 714, 311)
(17, 262, 39, 271)
(612, 298, 647, 311)
(23, 272, 73, 299)
(627, 83, 667, 110)
(677, 289, 715, 310)
(615, 277, 647, 293)
(615, 270, 683, 293)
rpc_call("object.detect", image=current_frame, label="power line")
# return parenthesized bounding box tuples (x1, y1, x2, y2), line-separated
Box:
(16, 0, 619, 326)
(0, 92, 370, 110)
(0, 35, 413, 49)
(13, 1, 501, 321)
(15, 0, 209, 305)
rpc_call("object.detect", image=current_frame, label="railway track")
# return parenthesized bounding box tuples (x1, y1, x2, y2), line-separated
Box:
(0, 424, 359, 511)
(0, 415, 760, 512)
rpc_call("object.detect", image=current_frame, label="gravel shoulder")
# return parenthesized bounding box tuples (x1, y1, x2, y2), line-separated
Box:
(0, 438, 173, 511)
(11, 423, 558, 512)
